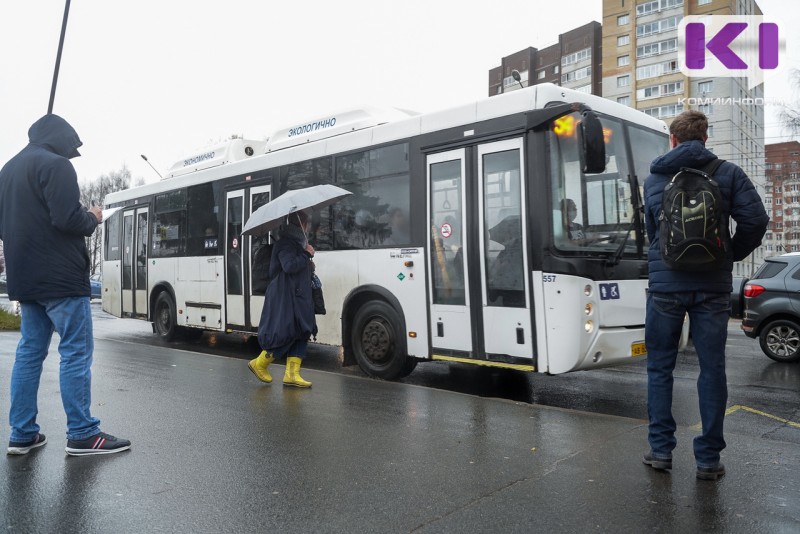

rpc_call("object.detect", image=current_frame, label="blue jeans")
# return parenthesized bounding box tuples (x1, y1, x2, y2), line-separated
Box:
(645, 291, 730, 468)
(9, 297, 100, 442)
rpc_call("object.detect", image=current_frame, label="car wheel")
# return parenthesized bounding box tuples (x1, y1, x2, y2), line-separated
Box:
(351, 300, 412, 380)
(759, 319, 800, 363)
(154, 292, 178, 341)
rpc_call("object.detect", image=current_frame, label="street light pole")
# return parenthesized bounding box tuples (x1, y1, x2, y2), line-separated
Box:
(48, 0, 72, 114)
(141, 155, 164, 180)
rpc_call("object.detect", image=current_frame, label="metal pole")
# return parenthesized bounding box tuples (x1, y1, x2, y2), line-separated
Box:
(47, 0, 72, 114)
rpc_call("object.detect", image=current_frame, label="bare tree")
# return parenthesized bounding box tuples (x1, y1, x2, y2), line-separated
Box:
(79, 165, 137, 274)
(778, 69, 800, 135)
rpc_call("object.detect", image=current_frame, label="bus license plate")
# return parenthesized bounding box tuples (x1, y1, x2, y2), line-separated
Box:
(631, 342, 647, 357)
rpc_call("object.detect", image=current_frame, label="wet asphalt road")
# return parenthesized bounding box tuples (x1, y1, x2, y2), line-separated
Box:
(85, 301, 800, 448)
(0, 299, 798, 532)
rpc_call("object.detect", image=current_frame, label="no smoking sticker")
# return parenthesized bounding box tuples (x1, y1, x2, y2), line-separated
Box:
(441, 223, 452, 238)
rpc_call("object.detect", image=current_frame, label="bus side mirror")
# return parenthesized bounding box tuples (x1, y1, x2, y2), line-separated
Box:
(579, 110, 606, 174)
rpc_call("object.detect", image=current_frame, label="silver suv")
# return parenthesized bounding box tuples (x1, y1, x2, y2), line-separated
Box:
(741, 253, 800, 363)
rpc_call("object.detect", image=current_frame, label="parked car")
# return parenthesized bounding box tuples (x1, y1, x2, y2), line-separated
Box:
(1, 272, 101, 299)
(730, 276, 748, 319)
(739, 253, 800, 363)
(90, 273, 102, 299)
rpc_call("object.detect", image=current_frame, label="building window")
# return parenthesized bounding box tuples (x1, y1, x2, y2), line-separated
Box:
(636, 60, 679, 80)
(637, 0, 684, 17)
(698, 80, 713, 94)
(553, 65, 559, 74)
(642, 103, 684, 119)
(618, 55, 630, 67)
(618, 35, 631, 46)
(618, 14, 630, 25)
(707, 125, 714, 137)
(537, 70, 546, 80)
(636, 16, 680, 38)
(636, 38, 678, 59)
(561, 66, 591, 83)
(617, 75, 630, 87)
(562, 48, 591, 67)
(617, 95, 631, 106)
(637, 81, 684, 100)
(698, 0, 711, 5)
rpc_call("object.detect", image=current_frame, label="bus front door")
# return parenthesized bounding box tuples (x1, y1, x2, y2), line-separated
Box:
(225, 185, 271, 331)
(121, 206, 149, 319)
(427, 139, 533, 364)
(477, 139, 533, 361)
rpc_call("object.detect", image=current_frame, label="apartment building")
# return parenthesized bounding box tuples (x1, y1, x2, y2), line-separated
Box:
(602, 0, 767, 276)
(764, 142, 800, 256)
(488, 21, 602, 96)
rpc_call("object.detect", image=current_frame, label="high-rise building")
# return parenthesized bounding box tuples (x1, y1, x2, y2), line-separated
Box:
(602, 0, 767, 276)
(764, 142, 800, 256)
(488, 22, 602, 96)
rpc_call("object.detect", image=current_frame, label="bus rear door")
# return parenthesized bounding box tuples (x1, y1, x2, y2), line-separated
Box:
(121, 206, 149, 319)
(224, 185, 271, 331)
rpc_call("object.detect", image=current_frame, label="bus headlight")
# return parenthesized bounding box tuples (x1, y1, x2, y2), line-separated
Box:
(585, 303, 593, 316)
(584, 320, 594, 333)
(584, 284, 593, 297)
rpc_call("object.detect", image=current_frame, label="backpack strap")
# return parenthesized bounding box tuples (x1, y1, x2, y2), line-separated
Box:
(701, 158, 724, 177)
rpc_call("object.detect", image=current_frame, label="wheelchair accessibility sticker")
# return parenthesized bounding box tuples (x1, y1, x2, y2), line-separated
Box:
(599, 283, 620, 300)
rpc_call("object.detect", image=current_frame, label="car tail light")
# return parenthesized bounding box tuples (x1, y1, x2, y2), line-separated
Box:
(744, 284, 766, 298)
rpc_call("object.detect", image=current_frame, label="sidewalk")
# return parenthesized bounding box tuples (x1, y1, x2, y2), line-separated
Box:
(1, 330, 798, 533)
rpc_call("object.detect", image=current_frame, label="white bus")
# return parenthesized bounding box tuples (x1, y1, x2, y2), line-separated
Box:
(102, 83, 668, 379)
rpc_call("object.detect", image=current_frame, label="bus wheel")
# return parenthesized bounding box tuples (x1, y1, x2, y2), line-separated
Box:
(154, 292, 178, 341)
(352, 301, 410, 380)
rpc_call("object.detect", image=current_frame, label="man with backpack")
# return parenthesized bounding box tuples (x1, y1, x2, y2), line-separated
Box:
(642, 110, 768, 481)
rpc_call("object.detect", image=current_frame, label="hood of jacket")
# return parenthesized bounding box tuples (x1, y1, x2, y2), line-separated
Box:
(649, 139, 715, 176)
(28, 114, 82, 159)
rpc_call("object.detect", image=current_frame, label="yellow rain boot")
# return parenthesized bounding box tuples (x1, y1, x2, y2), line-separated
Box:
(283, 357, 312, 388)
(248, 350, 275, 383)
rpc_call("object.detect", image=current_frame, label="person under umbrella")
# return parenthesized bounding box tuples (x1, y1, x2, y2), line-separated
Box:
(249, 210, 316, 388)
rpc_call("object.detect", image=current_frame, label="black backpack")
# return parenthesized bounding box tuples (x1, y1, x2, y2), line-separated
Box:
(658, 158, 727, 271)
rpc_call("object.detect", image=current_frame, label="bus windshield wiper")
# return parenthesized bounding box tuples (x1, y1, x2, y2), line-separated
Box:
(606, 222, 634, 267)
(606, 173, 643, 267)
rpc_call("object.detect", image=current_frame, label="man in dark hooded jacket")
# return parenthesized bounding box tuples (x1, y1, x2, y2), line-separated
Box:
(642, 110, 768, 480)
(0, 114, 130, 456)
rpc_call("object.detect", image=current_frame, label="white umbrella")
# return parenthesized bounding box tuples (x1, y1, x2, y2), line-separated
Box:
(242, 184, 352, 237)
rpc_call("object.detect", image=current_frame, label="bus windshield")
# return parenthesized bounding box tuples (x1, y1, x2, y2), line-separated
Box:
(549, 113, 668, 256)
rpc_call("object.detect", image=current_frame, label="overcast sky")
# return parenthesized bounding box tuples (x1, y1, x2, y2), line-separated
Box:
(1, 0, 798, 187)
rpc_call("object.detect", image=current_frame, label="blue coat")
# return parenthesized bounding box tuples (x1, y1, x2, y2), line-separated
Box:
(257, 228, 317, 351)
(643, 140, 768, 294)
(0, 114, 98, 301)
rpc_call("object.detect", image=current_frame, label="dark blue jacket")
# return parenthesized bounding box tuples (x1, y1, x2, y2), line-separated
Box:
(0, 114, 97, 301)
(643, 140, 768, 294)
(257, 227, 317, 351)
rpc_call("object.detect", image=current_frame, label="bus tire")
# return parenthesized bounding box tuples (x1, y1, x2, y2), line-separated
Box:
(154, 292, 178, 341)
(352, 300, 411, 380)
